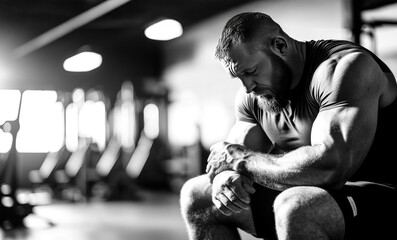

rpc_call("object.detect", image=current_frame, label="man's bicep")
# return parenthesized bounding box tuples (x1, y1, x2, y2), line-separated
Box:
(313, 53, 382, 155)
(226, 121, 273, 153)
(311, 104, 378, 179)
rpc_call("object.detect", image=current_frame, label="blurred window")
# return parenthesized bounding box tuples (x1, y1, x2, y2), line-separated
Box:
(0, 90, 21, 153)
(16, 90, 64, 153)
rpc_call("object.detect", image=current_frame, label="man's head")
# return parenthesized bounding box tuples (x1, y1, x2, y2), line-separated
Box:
(215, 12, 282, 63)
(215, 12, 293, 114)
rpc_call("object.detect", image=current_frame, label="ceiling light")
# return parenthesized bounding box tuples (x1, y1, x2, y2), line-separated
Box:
(144, 19, 183, 41)
(63, 51, 102, 72)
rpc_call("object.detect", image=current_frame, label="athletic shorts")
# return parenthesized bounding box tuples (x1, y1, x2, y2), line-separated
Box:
(250, 181, 397, 240)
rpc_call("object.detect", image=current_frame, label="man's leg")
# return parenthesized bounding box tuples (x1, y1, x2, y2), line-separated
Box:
(273, 186, 345, 240)
(180, 174, 257, 240)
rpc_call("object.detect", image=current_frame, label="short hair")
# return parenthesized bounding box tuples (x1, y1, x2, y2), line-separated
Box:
(215, 12, 281, 65)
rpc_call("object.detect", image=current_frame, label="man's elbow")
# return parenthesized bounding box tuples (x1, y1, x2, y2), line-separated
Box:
(316, 144, 359, 189)
(321, 158, 355, 190)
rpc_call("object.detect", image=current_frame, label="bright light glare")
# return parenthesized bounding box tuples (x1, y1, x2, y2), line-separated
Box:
(72, 88, 85, 103)
(16, 90, 65, 153)
(79, 100, 106, 151)
(112, 81, 137, 150)
(63, 51, 102, 72)
(168, 101, 199, 146)
(200, 102, 233, 149)
(124, 101, 137, 149)
(67, 89, 107, 152)
(144, 19, 183, 41)
(112, 101, 136, 150)
(143, 103, 159, 139)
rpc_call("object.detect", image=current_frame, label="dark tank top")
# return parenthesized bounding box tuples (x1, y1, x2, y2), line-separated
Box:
(236, 40, 397, 186)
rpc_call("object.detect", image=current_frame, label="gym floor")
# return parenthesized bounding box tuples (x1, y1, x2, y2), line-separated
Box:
(0, 189, 258, 240)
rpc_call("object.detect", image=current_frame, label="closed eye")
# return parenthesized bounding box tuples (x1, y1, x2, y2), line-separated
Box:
(243, 68, 256, 76)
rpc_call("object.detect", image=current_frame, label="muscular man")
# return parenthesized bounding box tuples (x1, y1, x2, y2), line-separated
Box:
(180, 12, 397, 240)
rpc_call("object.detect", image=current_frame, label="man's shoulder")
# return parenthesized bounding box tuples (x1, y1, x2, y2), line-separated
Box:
(310, 50, 385, 106)
(309, 39, 386, 80)
(313, 50, 379, 85)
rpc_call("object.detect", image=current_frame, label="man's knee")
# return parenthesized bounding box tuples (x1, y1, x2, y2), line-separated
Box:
(180, 175, 212, 222)
(273, 186, 344, 239)
(273, 186, 340, 221)
(273, 186, 318, 222)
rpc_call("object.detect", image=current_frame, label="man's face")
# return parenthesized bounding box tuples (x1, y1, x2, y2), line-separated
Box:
(227, 42, 292, 113)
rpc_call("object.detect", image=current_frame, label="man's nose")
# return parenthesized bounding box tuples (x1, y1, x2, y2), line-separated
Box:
(242, 78, 256, 93)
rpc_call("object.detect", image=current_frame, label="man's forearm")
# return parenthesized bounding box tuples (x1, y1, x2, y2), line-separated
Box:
(231, 144, 340, 191)
(233, 153, 295, 191)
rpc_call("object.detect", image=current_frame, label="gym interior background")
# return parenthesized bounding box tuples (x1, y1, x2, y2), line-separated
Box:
(0, 0, 396, 239)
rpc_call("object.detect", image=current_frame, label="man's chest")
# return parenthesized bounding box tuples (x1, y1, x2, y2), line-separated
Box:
(260, 103, 317, 152)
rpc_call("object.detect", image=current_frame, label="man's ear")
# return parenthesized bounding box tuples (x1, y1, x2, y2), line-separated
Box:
(272, 37, 287, 55)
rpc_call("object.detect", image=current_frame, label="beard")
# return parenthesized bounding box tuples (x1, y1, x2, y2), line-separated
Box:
(256, 51, 292, 114)
(256, 94, 288, 114)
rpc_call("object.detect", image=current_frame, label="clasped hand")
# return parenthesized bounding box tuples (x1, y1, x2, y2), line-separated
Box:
(206, 141, 248, 183)
(211, 171, 255, 216)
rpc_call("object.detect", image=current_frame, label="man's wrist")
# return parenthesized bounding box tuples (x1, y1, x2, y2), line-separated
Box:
(226, 143, 250, 159)
(233, 159, 251, 178)
(225, 143, 253, 178)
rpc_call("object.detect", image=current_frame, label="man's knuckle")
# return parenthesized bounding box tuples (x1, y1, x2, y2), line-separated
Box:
(228, 195, 237, 202)
(229, 176, 239, 184)
(224, 201, 233, 208)
(216, 202, 228, 211)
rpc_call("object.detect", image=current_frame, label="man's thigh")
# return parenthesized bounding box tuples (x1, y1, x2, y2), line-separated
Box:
(337, 181, 397, 239)
(249, 181, 397, 240)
